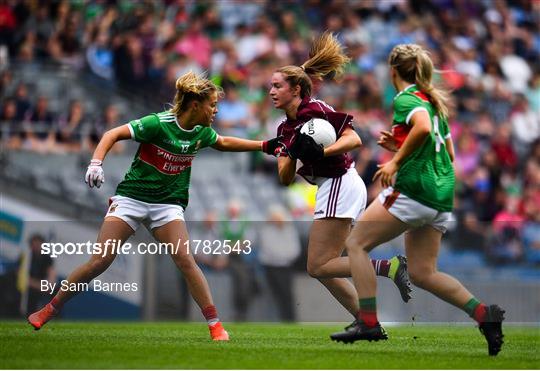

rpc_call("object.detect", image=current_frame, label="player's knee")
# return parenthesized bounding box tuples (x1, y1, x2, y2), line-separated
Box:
(344, 236, 357, 253)
(345, 235, 371, 254)
(306, 262, 324, 278)
(409, 269, 430, 289)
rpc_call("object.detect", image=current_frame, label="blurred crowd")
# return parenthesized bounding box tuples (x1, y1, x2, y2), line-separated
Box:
(0, 0, 539, 265)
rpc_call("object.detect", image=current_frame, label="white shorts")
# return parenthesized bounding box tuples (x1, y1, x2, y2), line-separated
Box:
(106, 195, 185, 231)
(313, 167, 367, 220)
(378, 187, 453, 233)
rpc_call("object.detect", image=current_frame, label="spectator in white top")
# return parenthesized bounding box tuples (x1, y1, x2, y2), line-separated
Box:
(258, 206, 301, 322)
(499, 43, 532, 93)
(510, 94, 540, 159)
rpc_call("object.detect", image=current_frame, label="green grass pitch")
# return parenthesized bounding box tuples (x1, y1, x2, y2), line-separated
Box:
(1, 322, 538, 369)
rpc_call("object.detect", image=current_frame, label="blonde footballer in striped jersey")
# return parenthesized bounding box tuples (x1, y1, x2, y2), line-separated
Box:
(28, 72, 282, 340)
(331, 44, 505, 357)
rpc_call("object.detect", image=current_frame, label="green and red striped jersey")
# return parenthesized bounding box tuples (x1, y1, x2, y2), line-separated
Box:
(115, 111, 218, 208)
(391, 84, 455, 212)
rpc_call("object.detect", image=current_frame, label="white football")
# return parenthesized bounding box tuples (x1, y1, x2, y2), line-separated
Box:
(300, 118, 336, 148)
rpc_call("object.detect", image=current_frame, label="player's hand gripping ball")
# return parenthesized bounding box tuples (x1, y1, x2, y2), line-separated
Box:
(289, 133, 324, 161)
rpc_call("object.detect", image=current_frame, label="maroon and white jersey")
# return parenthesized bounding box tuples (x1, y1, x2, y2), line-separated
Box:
(277, 96, 354, 182)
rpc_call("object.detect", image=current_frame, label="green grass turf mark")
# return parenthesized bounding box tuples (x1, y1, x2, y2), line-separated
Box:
(0, 322, 538, 369)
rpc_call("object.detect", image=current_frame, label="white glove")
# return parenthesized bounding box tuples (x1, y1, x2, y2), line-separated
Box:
(85, 159, 105, 188)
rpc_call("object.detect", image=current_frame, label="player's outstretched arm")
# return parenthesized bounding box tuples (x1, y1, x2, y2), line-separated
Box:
(212, 135, 285, 154)
(85, 124, 132, 188)
(211, 135, 263, 152)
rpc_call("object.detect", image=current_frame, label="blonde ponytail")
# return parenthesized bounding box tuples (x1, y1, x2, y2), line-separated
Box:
(389, 44, 450, 119)
(277, 31, 350, 98)
(171, 71, 223, 117)
(302, 31, 350, 80)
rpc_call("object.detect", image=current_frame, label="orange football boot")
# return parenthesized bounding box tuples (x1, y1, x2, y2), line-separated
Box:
(209, 322, 229, 341)
(28, 303, 58, 330)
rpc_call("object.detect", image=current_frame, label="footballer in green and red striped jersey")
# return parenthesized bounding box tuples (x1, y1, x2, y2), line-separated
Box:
(116, 110, 218, 208)
(27, 72, 283, 341)
(332, 44, 505, 357)
(390, 84, 454, 212)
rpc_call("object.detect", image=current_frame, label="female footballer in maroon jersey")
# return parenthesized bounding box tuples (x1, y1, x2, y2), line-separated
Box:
(268, 32, 412, 321)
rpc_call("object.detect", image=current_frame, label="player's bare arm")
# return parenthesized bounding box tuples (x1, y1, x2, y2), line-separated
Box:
(212, 135, 283, 155)
(277, 156, 296, 186)
(211, 135, 263, 152)
(92, 124, 133, 161)
(323, 127, 361, 157)
(85, 124, 132, 188)
(374, 111, 431, 188)
(377, 130, 398, 152)
(390, 110, 431, 166)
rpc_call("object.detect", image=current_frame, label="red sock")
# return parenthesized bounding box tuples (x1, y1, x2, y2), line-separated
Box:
(356, 310, 378, 328)
(473, 303, 488, 323)
(50, 296, 63, 311)
(371, 259, 390, 277)
(356, 297, 379, 328)
(202, 305, 219, 325)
